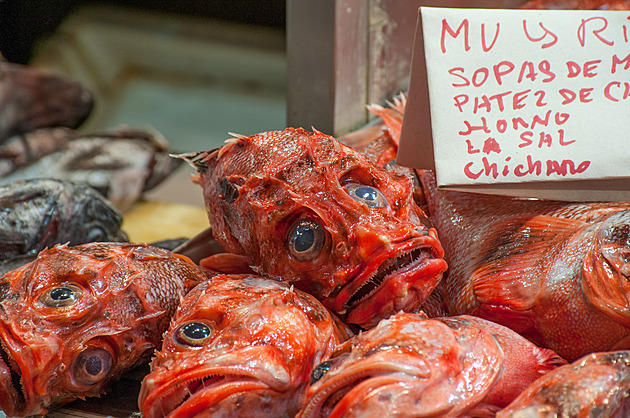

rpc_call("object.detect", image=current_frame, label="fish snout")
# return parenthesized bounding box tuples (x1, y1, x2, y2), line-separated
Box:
(353, 220, 419, 259)
(353, 224, 392, 259)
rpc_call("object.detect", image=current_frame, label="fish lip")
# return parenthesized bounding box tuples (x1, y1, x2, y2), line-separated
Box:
(329, 235, 443, 314)
(140, 366, 277, 417)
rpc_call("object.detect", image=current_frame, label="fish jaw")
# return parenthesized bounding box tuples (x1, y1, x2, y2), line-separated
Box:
(325, 231, 447, 328)
(140, 346, 294, 418)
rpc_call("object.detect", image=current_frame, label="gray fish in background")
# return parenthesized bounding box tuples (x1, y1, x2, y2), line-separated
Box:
(0, 127, 183, 211)
(0, 61, 93, 143)
(0, 178, 128, 265)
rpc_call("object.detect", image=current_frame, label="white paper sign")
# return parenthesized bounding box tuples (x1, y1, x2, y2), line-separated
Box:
(418, 7, 630, 188)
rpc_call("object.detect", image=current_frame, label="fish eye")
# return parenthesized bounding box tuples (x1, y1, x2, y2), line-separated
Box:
(40, 284, 83, 308)
(287, 219, 326, 262)
(310, 360, 333, 385)
(73, 348, 113, 386)
(344, 183, 389, 208)
(86, 226, 107, 242)
(175, 321, 213, 347)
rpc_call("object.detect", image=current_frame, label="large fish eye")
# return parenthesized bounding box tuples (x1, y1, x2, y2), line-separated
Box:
(175, 321, 213, 347)
(344, 183, 389, 208)
(73, 348, 113, 386)
(287, 219, 326, 262)
(40, 284, 83, 308)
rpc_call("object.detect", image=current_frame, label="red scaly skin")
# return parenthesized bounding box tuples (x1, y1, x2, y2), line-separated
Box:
(187, 128, 447, 329)
(0, 242, 208, 417)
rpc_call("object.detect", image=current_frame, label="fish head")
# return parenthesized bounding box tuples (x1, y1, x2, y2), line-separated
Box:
(57, 181, 128, 244)
(0, 179, 126, 260)
(299, 312, 506, 418)
(193, 128, 447, 329)
(0, 242, 204, 416)
(584, 209, 630, 327)
(139, 274, 351, 418)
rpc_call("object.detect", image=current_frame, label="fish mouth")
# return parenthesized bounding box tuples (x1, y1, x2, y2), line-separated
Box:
(140, 347, 293, 418)
(141, 370, 274, 418)
(327, 235, 446, 327)
(346, 246, 430, 309)
(0, 337, 27, 416)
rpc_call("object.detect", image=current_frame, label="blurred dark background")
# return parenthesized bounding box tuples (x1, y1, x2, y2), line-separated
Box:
(0, 0, 286, 64)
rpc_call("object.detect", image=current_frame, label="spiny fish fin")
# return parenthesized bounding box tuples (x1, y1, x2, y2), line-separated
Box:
(472, 215, 582, 311)
(171, 151, 216, 174)
(227, 132, 246, 138)
(219, 136, 249, 158)
(367, 94, 406, 146)
(199, 253, 255, 275)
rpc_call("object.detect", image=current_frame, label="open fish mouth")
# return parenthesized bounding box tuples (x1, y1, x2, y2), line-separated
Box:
(143, 372, 270, 418)
(0, 338, 27, 416)
(344, 246, 431, 309)
(325, 234, 447, 328)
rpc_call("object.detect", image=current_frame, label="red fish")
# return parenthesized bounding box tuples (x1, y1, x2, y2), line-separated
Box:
(364, 97, 630, 361)
(0, 242, 208, 417)
(138, 274, 353, 418)
(498, 350, 630, 417)
(298, 312, 565, 418)
(184, 128, 447, 329)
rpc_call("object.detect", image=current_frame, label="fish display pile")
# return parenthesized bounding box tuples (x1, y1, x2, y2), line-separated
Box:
(139, 274, 352, 418)
(352, 95, 630, 362)
(3, 1, 630, 415)
(0, 242, 208, 416)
